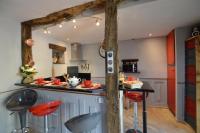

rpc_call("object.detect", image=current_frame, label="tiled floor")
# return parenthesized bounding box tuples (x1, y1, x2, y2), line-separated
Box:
(124, 106, 195, 133)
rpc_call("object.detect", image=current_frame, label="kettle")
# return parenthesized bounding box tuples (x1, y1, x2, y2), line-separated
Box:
(68, 76, 81, 87)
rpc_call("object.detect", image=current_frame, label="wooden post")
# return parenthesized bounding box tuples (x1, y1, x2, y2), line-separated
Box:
(20, 0, 129, 66)
(105, 0, 120, 133)
(196, 36, 200, 133)
(21, 23, 32, 65)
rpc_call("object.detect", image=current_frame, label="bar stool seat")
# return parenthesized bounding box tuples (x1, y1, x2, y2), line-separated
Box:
(6, 89, 37, 133)
(125, 92, 143, 133)
(64, 112, 101, 133)
(29, 100, 62, 133)
(125, 92, 143, 102)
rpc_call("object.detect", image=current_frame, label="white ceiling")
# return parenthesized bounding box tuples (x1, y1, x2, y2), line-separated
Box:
(1, 0, 200, 44)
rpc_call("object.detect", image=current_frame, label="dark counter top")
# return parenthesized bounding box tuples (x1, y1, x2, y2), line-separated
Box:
(119, 81, 155, 93)
(15, 83, 105, 95)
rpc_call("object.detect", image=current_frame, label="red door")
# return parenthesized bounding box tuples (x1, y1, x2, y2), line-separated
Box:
(167, 30, 175, 65)
(167, 66, 176, 115)
(167, 30, 176, 115)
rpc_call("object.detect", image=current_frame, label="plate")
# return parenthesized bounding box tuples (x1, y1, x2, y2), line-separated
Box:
(123, 81, 143, 89)
(76, 83, 101, 90)
(31, 81, 51, 86)
(81, 84, 94, 88)
(45, 82, 68, 86)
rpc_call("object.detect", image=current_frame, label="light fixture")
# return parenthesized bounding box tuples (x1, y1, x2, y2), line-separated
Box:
(148, 33, 152, 37)
(43, 28, 51, 34)
(43, 27, 51, 34)
(96, 19, 100, 26)
(66, 38, 70, 41)
(43, 29, 48, 34)
(58, 24, 63, 28)
(73, 25, 77, 29)
(47, 30, 51, 34)
(72, 19, 76, 23)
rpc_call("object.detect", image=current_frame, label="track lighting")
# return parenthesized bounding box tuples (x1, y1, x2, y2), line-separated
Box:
(96, 19, 100, 26)
(73, 25, 77, 29)
(47, 30, 51, 34)
(43, 29, 48, 34)
(43, 28, 51, 34)
(148, 33, 152, 37)
(72, 19, 76, 23)
(59, 24, 63, 28)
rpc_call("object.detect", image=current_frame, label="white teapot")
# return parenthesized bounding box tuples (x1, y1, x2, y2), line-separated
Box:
(68, 76, 81, 87)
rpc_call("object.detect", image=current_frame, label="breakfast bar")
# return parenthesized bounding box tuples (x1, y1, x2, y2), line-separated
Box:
(15, 83, 105, 94)
(15, 83, 106, 133)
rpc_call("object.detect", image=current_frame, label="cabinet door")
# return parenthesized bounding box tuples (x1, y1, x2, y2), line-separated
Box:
(167, 66, 176, 115)
(167, 30, 175, 65)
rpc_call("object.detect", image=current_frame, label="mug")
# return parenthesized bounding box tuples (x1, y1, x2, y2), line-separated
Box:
(127, 76, 136, 81)
(84, 80, 92, 87)
(36, 78, 45, 84)
(53, 79, 61, 85)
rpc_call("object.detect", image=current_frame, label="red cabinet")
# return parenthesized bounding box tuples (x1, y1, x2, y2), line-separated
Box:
(167, 66, 176, 115)
(167, 30, 175, 65)
(167, 30, 176, 115)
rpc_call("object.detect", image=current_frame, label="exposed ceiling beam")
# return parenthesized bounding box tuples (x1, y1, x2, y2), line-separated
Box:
(23, 0, 155, 27)
(23, 0, 106, 27)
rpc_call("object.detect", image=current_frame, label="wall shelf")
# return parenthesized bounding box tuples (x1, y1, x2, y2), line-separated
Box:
(123, 72, 140, 74)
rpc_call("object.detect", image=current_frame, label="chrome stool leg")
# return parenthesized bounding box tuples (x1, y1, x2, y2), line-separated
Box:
(126, 102, 142, 133)
(133, 102, 138, 130)
(44, 115, 48, 133)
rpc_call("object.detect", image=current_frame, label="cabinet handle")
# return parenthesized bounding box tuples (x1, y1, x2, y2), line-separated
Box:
(97, 97, 104, 103)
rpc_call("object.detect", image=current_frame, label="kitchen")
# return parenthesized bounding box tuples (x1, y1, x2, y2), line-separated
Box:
(0, 0, 200, 133)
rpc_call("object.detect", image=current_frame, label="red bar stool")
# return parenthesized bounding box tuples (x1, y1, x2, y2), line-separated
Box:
(29, 100, 62, 133)
(125, 92, 143, 133)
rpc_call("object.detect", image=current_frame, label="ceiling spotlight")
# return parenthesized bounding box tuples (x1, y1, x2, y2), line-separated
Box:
(96, 20, 100, 26)
(73, 25, 77, 29)
(66, 38, 70, 41)
(148, 33, 152, 37)
(43, 29, 48, 34)
(47, 30, 51, 34)
(72, 19, 76, 23)
(59, 24, 63, 28)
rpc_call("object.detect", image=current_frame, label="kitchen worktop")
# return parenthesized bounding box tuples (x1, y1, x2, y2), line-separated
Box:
(15, 83, 105, 95)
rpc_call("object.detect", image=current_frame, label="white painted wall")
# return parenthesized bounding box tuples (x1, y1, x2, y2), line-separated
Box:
(32, 30, 71, 78)
(119, 37, 167, 78)
(81, 37, 167, 79)
(32, 35, 167, 82)
(81, 44, 106, 77)
(0, 17, 21, 93)
(0, 15, 22, 132)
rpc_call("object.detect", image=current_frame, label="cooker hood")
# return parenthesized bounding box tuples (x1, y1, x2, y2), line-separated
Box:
(70, 43, 86, 61)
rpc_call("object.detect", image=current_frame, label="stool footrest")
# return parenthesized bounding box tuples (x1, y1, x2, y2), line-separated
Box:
(126, 129, 142, 133)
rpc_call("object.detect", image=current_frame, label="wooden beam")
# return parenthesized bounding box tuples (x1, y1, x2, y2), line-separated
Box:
(196, 36, 200, 133)
(21, 0, 130, 27)
(49, 43, 66, 52)
(105, 0, 120, 133)
(21, 23, 32, 65)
